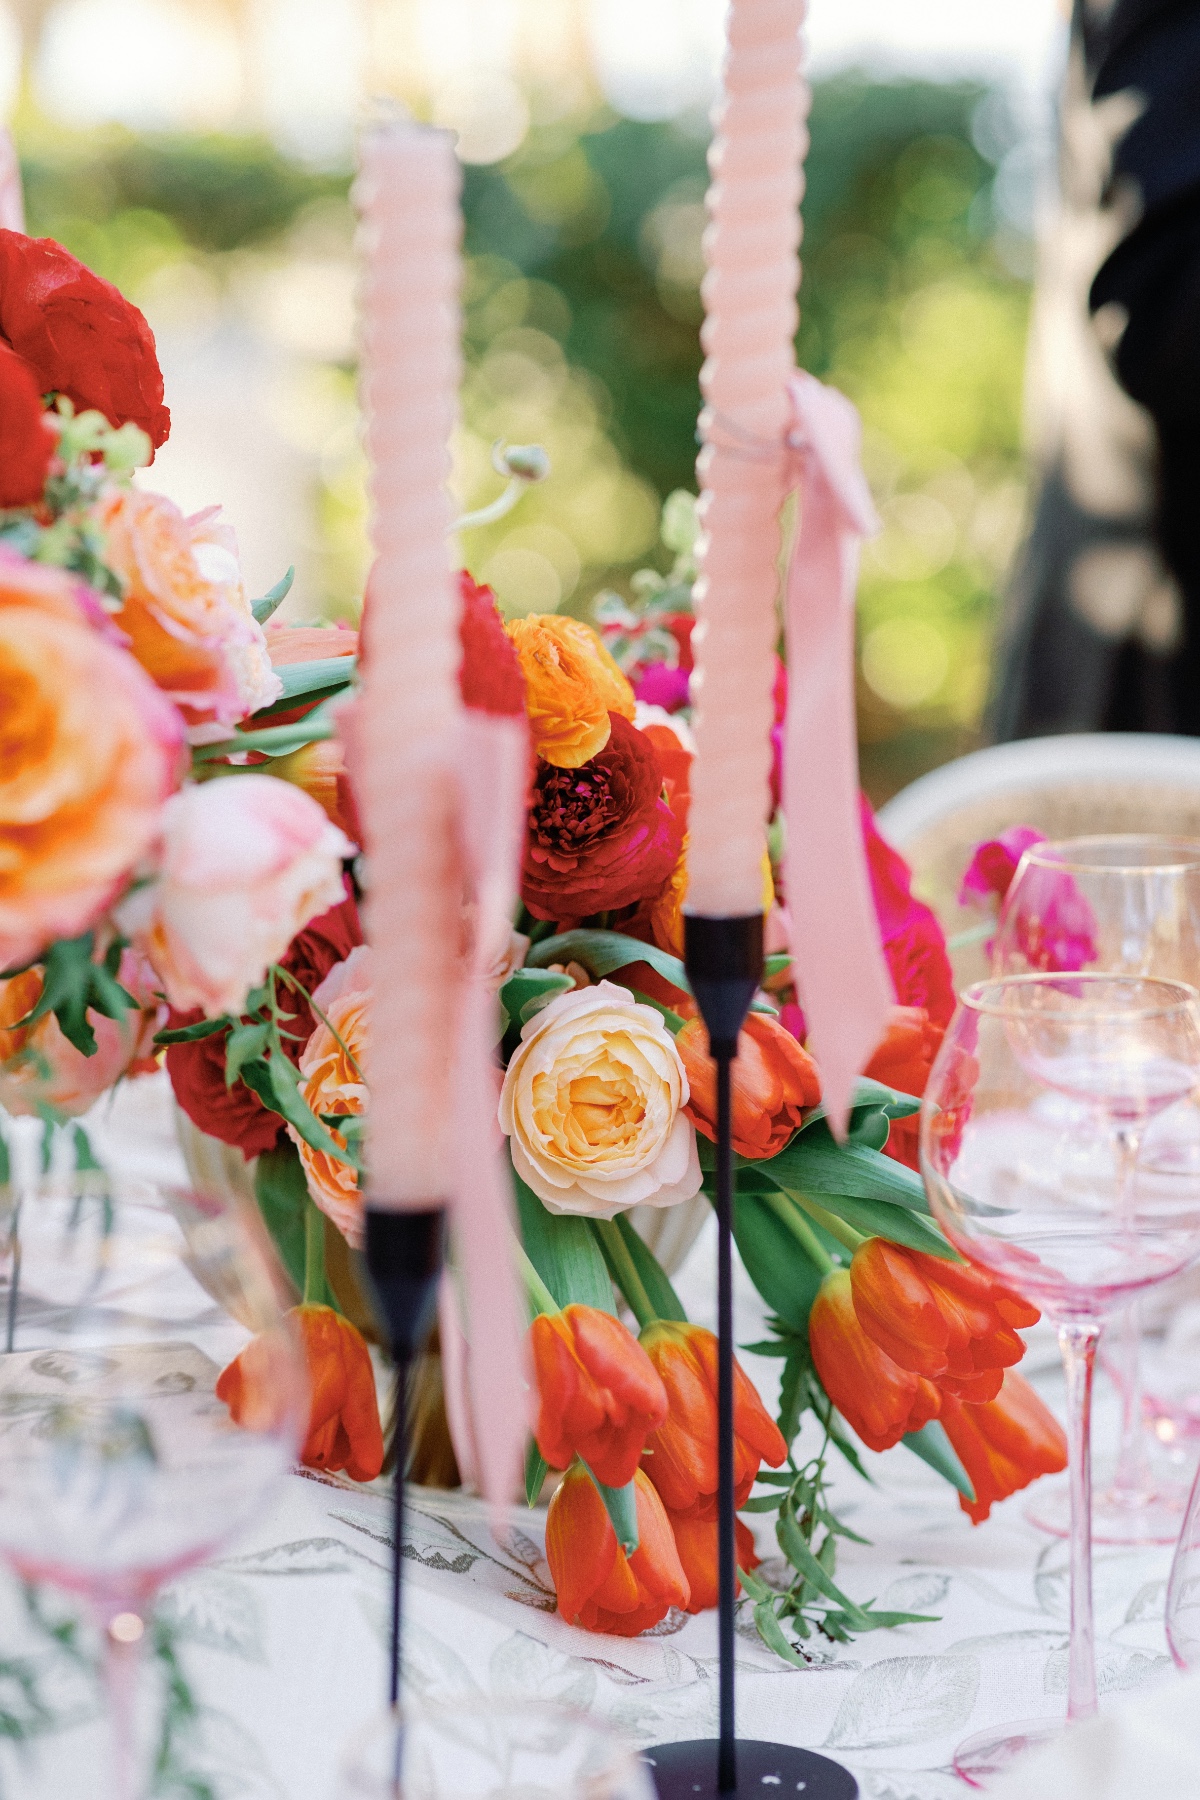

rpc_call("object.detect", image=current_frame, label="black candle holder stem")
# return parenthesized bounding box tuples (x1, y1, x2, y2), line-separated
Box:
(642, 915, 856, 1800)
(363, 1205, 447, 1709)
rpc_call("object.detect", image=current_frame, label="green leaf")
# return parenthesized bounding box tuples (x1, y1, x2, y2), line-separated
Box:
(498, 969, 574, 1030)
(903, 1420, 976, 1502)
(253, 1144, 311, 1297)
(70, 1124, 103, 1175)
(741, 1492, 785, 1513)
(269, 655, 357, 706)
(154, 1016, 230, 1046)
(625, 990, 686, 1034)
(525, 1440, 549, 1506)
(239, 1056, 356, 1167)
(753, 1601, 810, 1669)
(525, 929, 691, 997)
(583, 1462, 639, 1555)
(766, 1119, 932, 1213)
(250, 565, 294, 623)
(730, 1190, 824, 1334)
(786, 1189, 955, 1260)
(763, 953, 792, 981)
(224, 1021, 270, 1089)
(190, 696, 340, 763)
(17, 933, 138, 1058)
(799, 1077, 922, 1133)
(610, 1213, 688, 1322)
(847, 1110, 890, 1153)
(776, 1507, 861, 1616)
(512, 1170, 616, 1313)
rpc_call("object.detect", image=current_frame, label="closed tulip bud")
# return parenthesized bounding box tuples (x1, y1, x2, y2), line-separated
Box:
(939, 1371, 1067, 1523)
(809, 1270, 941, 1453)
(638, 1320, 787, 1516)
(217, 1304, 383, 1483)
(677, 1011, 820, 1160)
(546, 1464, 690, 1635)
(530, 1304, 668, 1489)
(668, 1512, 760, 1614)
(849, 1238, 1039, 1397)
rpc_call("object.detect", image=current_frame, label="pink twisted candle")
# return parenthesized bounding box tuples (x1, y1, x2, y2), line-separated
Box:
(355, 122, 462, 1204)
(687, 0, 808, 918)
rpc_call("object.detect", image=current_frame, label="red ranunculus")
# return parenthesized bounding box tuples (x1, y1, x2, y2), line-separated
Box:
(862, 797, 955, 1028)
(459, 571, 526, 715)
(522, 711, 684, 922)
(0, 342, 54, 506)
(0, 231, 169, 449)
(166, 885, 362, 1157)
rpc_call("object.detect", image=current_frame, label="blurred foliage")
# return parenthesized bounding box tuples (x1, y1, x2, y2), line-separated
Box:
(18, 74, 1032, 798)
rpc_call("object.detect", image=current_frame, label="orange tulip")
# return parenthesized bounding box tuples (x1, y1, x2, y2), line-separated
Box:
(268, 738, 361, 843)
(677, 1011, 821, 1160)
(667, 1512, 760, 1613)
(546, 1464, 690, 1635)
(808, 1270, 941, 1453)
(849, 1237, 1039, 1401)
(638, 1320, 787, 1516)
(217, 1303, 384, 1483)
(530, 1304, 668, 1488)
(862, 1004, 944, 1170)
(938, 1371, 1068, 1523)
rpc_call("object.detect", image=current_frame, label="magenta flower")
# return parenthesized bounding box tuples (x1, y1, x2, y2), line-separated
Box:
(634, 662, 690, 712)
(958, 827, 1046, 908)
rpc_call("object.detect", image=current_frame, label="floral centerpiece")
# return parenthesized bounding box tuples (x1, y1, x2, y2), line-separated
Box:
(0, 234, 1066, 1666)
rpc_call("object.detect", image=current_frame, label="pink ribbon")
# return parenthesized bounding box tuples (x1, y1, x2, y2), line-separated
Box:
(781, 370, 892, 1136)
(448, 709, 531, 1515)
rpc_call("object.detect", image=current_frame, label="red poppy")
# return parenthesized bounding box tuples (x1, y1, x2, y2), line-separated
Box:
(639, 1320, 787, 1516)
(939, 1371, 1067, 1523)
(521, 712, 683, 921)
(530, 1304, 668, 1488)
(458, 571, 526, 716)
(808, 1269, 942, 1453)
(0, 342, 54, 506)
(546, 1464, 690, 1635)
(0, 230, 169, 448)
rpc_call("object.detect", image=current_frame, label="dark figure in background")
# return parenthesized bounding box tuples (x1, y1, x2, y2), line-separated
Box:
(992, 0, 1200, 739)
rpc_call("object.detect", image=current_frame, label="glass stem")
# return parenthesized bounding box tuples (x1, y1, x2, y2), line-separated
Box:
(103, 1613, 144, 1800)
(1059, 1320, 1101, 1722)
(1111, 1127, 1148, 1502)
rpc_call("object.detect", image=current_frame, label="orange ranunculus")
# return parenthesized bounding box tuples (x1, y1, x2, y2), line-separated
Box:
(268, 738, 361, 842)
(546, 1463, 690, 1635)
(530, 1304, 668, 1488)
(506, 614, 635, 769)
(863, 1004, 944, 1170)
(848, 1237, 1039, 1401)
(676, 1011, 820, 1160)
(638, 1320, 787, 1517)
(292, 946, 369, 1249)
(808, 1269, 941, 1453)
(100, 487, 281, 739)
(938, 1371, 1067, 1524)
(644, 842, 688, 958)
(667, 1512, 760, 1614)
(217, 1303, 383, 1483)
(0, 553, 185, 971)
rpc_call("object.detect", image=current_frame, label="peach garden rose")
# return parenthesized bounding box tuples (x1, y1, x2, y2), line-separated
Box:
(0, 551, 185, 971)
(117, 774, 353, 1017)
(498, 979, 701, 1220)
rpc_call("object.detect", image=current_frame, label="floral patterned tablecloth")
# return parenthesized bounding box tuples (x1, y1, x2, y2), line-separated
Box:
(0, 1073, 1190, 1800)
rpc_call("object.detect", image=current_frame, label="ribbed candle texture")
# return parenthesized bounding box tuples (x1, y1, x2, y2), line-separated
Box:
(687, 0, 808, 918)
(355, 122, 462, 1205)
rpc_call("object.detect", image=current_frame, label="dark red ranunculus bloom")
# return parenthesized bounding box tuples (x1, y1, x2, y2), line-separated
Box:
(522, 711, 683, 922)
(0, 342, 54, 506)
(458, 570, 525, 716)
(0, 231, 169, 449)
(861, 796, 955, 1028)
(166, 886, 362, 1157)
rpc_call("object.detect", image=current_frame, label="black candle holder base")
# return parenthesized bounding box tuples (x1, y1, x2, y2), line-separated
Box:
(644, 1738, 857, 1799)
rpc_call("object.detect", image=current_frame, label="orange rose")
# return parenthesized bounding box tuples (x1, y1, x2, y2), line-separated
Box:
(0, 552, 185, 970)
(677, 1010, 820, 1159)
(292, 945, 369, 1247)
(101, 488, 282, 739)
(506, 614, 635, 768)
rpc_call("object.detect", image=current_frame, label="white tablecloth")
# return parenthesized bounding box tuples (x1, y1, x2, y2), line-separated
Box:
(2, 1073, 1193, 1799)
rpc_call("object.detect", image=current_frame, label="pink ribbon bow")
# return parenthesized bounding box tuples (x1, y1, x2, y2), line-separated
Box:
(781, 370, 892, 1135)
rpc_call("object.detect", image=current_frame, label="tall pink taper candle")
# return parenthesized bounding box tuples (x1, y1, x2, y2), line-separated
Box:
(0, 128, 23, 232)
(687, 0, 807, 918)
(355, 121, 463, 1205)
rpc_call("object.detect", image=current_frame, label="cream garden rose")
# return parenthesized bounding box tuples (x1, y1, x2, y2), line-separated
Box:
(498, 980, 701, 1220)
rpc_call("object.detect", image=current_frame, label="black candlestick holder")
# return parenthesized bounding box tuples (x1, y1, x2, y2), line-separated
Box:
(642, 915, 857, 1800)
(363, 1204, 447, 1708)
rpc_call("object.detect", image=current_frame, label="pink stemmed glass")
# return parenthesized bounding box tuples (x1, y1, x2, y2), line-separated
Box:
(991, 835, 1200, 1544)
(920, 973, 1200, 1788)
(0, 1121, 306, 1800)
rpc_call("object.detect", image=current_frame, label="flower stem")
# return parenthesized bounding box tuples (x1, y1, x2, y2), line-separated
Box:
(759, 1188, 836, 1275)
(590, 1218, 659, 1329)
(303, 1197, 326, 1306)
(513, 1238, 559, 1318)
(789, 1192, 866, 1257)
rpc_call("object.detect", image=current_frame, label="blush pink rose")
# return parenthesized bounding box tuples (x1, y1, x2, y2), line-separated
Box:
(118, 774, 354, 1017)
(0, 947, 161, 1117)
(0, 551, 186, 972)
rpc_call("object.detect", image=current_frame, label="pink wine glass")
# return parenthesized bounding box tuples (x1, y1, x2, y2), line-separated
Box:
(920, 973, 1200, 1788)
